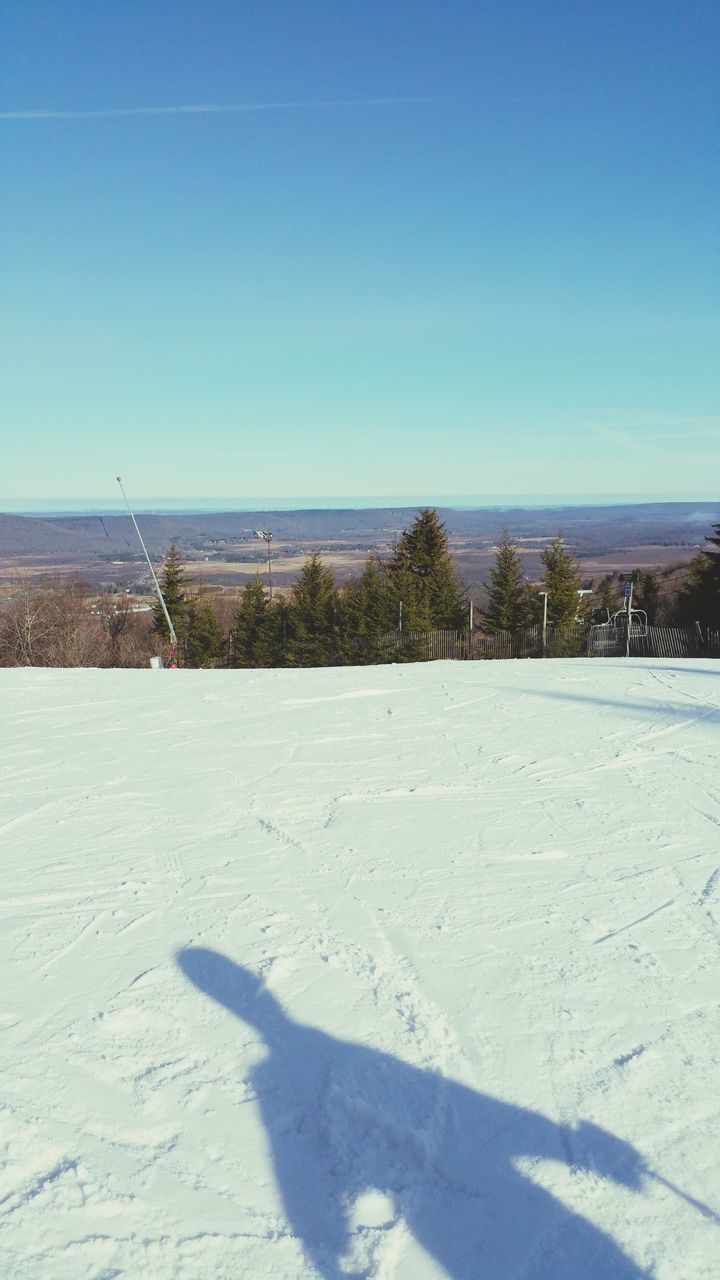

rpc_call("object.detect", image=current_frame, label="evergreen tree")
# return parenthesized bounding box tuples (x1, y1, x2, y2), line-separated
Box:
(673, 553, 719, 624)
(635, 572, 660, 624)
(287, 554, 341, 667)
(594, 575, 618, 618)
(384, 557, 423, 632)
(185, 596, 224, 668)
(541, 535, 586, 628)
(706, 521, 720, 572)
(152, 544, 190, 658)
(388, 509, 466, 629)
(483, 531, 526, 631)
(675, 522, 720, 623)
(518, 580, 543, 627)
(232, 577, 277, 667)
(269, 597, 291, 667)
(702, 522, 720, 612)
(341, 556, 396, 664)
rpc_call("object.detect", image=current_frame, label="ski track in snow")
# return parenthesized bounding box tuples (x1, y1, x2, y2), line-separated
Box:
(1, 659, 719, 1278)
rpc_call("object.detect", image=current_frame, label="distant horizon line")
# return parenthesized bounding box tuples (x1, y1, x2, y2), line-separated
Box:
(3, 492, 719, 517)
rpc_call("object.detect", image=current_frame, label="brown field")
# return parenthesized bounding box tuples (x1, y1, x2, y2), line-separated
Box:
(2, 499, 713, 607)
(0, 536, 700, 606)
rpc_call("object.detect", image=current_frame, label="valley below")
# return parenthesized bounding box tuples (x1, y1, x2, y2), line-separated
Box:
(1, 502, 716, 601)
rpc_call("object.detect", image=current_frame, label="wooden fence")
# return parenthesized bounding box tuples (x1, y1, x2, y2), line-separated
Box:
(383, 623, 720, 663)
(626, 624, 720, 659)
(383, 626, 549, 661)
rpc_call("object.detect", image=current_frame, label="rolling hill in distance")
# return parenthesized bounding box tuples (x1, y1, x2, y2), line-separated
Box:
(1, 502, 718, 594)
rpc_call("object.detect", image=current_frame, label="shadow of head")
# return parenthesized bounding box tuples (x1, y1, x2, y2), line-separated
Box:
(572, 1121, 646, 1191)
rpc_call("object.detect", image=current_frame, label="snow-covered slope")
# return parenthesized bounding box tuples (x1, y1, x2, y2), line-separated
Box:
(2, 660, 719, 1279)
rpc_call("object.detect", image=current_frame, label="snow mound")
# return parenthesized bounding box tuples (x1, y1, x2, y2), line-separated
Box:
(2, 659, 719, 1278)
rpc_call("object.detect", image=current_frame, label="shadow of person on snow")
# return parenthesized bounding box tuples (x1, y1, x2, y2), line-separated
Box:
(178, 947, 653, 1279)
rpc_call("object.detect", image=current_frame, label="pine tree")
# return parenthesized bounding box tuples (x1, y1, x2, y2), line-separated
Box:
(268, 597, 291, 667)
(541, 535, 586, 628)
(185, 596, 224, 668)
(384, 557, 422, 632)
(672, 522, 720, 624)
(706, 521, 720, 571)
(270, 593, 289, 665)
(287, 554, 341, 667)
(594, 575, 618, 617)
(388, 509, 466, 629)
(152, 543, 190, 658)
(342, 555, 397, 664)
(635, 572, 660, 624)
(674, 553, 719, 624)
(702, 522, 720, 611)
(232, 576, 276, 667)
(483, 531, 526, 632)
(518, 580, 543, 627)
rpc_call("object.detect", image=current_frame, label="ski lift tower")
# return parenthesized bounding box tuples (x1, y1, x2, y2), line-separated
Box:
(255, 530, 274, 601)
(623, 578, 633, 657)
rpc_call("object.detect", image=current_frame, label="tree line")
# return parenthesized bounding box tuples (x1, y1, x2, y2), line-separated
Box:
(0, 509, 718, 668)
(151, 508, 467, 668)
(473, 521, 719, 635)
(152, 510, 720, 668)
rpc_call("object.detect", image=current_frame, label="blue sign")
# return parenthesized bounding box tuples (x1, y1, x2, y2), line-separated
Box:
(624, 581, 633, 598)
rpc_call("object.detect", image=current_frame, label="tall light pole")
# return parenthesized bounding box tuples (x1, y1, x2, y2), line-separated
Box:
(539, 591, 548, 657)
(576, 587, 592, 623)
(255, 530, 273, 601)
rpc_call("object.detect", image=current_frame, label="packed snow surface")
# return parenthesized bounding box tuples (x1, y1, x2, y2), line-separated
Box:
(2, 659, 719, 1279)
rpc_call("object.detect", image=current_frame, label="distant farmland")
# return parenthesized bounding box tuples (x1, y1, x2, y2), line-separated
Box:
(0, 502, 716, 598)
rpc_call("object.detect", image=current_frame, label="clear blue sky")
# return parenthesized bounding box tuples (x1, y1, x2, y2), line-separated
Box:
(2, 1, 718, 504)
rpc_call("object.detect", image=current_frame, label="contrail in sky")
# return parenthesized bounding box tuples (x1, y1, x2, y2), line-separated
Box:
(0, 97, 431, 121)
(1, 91, 696, 121)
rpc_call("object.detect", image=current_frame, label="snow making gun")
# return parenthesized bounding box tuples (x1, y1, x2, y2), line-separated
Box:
(116, 475, 178, 666)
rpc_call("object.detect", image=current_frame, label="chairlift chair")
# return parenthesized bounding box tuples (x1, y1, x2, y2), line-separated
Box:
(610, 608, 648, 639)
(589, 621, 623, 655)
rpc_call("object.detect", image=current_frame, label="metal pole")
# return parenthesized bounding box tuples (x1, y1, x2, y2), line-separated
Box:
(540, 591, 548, 657)
(116, 476, 178, 656)
(469, 599, 473, 632)
(646, 1169, 720, 1224)
(256, 531, 273, 601)
(625, 580, 633, 658)
(399, 600, 403, 632)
